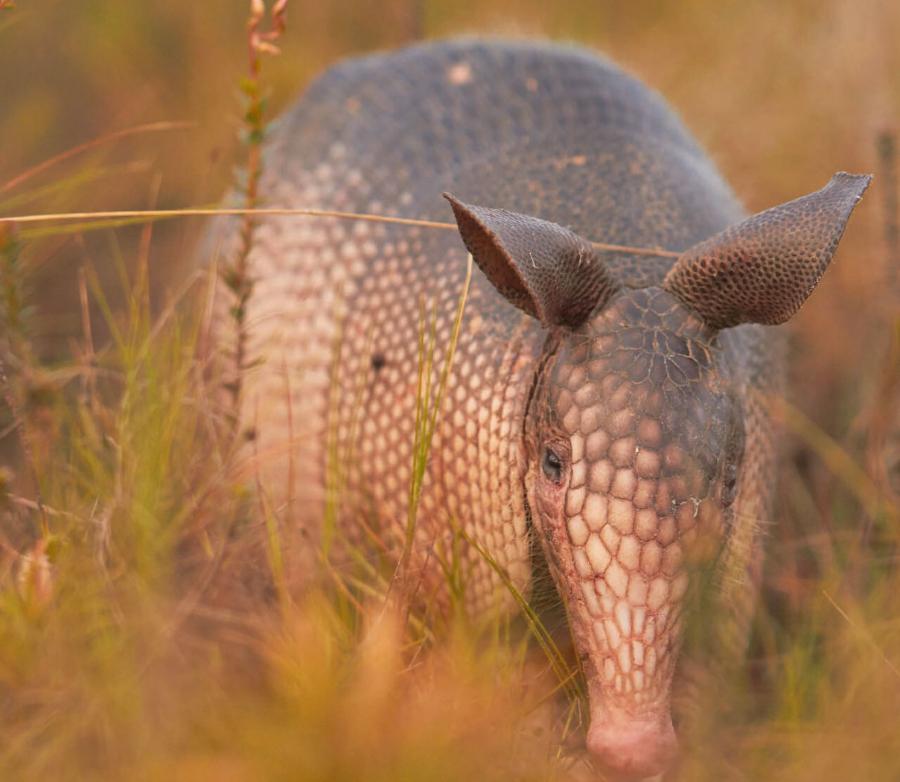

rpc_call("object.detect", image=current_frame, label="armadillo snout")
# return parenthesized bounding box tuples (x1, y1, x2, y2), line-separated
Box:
(586, 710, 678, 779)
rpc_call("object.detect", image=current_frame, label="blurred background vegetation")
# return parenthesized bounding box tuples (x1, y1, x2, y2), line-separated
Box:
(0, 1, 898, 780)
(1, 0, 897, 422)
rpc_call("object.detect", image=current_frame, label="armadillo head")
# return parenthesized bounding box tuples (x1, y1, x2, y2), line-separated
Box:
(446, 172, 870, 779)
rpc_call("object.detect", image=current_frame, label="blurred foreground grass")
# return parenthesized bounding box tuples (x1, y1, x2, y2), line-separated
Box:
(1, 1, 899, 781)
(0, 236, 579, 780)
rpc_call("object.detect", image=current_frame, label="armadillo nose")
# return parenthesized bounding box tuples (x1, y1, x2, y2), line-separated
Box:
(586, 714, 678, 780)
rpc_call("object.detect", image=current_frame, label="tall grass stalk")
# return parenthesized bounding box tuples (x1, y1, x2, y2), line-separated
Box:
(463, 529, 585, 706)
(398, 254, 473, 594)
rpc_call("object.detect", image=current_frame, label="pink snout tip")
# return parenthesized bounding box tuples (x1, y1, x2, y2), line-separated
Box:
(586, 714, 678, 779)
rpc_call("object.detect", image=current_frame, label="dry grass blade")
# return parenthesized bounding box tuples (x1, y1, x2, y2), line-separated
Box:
(0, 206, 683, 257)
(0, 161, 155, 214)
(8, 494, 79, 520)
(821, 589, 900, 682)
(396, 254, 473, 594)
(0, 121, 195, 196)
(462, 529, 585, 705)
(774, 396, 899, 525)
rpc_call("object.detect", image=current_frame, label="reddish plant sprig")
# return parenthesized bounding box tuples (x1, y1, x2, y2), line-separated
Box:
(222, 0, 288, 419)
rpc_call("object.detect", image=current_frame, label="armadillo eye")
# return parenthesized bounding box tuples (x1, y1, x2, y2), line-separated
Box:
(721, 463, 739, 508)
(541, 447, 564, 484)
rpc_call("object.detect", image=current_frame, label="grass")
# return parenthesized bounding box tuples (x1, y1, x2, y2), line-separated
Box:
(0, 234, 577, 780)
(1, 1, 899, 781)
(2, 221, 896, 782)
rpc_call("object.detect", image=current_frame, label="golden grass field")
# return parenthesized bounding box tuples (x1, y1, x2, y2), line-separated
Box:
(0, 1, 898, 780)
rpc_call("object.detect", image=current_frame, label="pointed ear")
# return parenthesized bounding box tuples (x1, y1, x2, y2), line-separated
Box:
(444, 193, 619, 329)
(663, 172, 871, 329)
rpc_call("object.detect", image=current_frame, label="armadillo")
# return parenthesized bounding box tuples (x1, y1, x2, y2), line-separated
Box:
(220, 38, 869, 779)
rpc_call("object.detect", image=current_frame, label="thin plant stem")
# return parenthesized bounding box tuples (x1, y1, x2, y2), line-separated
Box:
(0, 206, 683, 259)
(397, 254, 473, 595)
(221, 0, 289, 421)
(0, 121, 195, 196)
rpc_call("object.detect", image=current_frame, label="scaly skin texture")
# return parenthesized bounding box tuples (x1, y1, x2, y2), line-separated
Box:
(212, 39, 869, 779)
(525, 289, 746, 777)
(228, 38, 747, 601)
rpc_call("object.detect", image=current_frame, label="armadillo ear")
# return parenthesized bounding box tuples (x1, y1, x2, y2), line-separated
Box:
(662, 172, 871, 330)
(444, 193, 619, 329)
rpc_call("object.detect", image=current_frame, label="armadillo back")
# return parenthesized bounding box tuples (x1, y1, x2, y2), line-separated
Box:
(229, 39, 772, 610)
